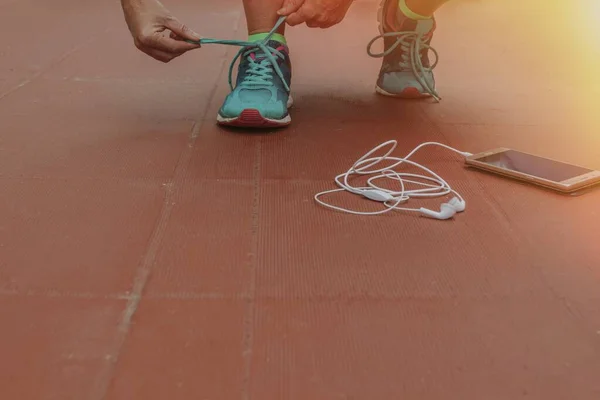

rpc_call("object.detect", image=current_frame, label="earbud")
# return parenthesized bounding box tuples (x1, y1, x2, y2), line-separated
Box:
(419, 203, 456, 220)
(447, 196, 466, 212)
(362, 190, 395, 202)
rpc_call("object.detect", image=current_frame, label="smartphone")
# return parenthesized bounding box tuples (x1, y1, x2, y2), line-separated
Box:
(465, 148, 600, 193)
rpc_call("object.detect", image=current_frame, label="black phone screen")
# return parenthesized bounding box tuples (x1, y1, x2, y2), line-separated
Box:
(476, 150, 593, 182)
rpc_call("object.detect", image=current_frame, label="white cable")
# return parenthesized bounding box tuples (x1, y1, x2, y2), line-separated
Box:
(314, 140, 473, 219)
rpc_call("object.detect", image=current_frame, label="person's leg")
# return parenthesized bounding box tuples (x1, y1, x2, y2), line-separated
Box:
(368, 0, 451, 99)
(217, 0, 293, 127)
(243, 0, 286, 36)
(404, 0, 450, 17)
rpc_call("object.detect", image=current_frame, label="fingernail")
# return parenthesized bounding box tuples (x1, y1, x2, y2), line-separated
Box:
(191, 31, 201, 40)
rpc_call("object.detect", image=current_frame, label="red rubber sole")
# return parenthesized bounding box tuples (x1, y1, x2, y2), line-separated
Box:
(398, 87, 430, 98)
(376, 85, 431, 99)
(217, 109, 290, 128)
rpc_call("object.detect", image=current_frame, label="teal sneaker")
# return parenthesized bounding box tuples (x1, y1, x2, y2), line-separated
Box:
(217, 40, 292, 128)
(368, 0, 440, 100)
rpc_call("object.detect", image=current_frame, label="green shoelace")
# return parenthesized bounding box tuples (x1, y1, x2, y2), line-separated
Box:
(366, 31, 440, 101)
(188, 16, 290, 92)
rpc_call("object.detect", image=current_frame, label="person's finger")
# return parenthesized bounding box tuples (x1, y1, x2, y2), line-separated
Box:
(285, 12, 304, 26)
(143, 48, 177, 63)
(285, 6, 316, 26)
(316, 17, 339, 29)
(277, 0, 305, 16)
(168, 31, 202, 49)
(319, 21, 336, 28)
(163, 16, 201, 42)
(145, 32, 199, 54)
(307, 14, 330, 28)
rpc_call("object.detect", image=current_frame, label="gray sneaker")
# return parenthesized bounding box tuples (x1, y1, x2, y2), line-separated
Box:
(368, 0, 440, 100)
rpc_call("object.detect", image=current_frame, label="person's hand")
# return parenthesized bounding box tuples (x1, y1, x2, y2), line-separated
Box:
(121, 0, 201, 62)
(277, 0, 354, 28)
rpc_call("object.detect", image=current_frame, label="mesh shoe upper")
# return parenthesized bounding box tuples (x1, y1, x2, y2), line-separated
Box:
(368, 0, 440, 99)
(219, 40, 292, 120)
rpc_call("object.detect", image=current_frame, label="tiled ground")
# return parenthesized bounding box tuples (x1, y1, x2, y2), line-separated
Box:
(1, 0, 600, 398)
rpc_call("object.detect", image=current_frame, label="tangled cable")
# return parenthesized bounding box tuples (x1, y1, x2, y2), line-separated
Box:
(314, 141, 473, 220)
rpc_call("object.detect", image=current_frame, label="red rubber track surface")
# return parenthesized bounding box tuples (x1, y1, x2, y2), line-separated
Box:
(1, 0, 600, 399)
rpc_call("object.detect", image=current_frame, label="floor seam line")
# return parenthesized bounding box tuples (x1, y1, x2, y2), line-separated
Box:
(0, 27, 110, 102)
(89, 10, 244, 400)
(0, 289, 132, 300)
(241, 138, 261, 400)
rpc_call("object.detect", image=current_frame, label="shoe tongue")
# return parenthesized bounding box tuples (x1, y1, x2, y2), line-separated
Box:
(397, 15, 434, 35)
(266, 39, 286, 49)
(248, 40, 287, 61)
(414, 19, 434, 35)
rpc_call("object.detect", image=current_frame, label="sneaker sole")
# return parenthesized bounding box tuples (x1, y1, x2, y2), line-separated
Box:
(375, 0, 433, 99)
(375, 85, 431, 99)
(217, 96, 293, 128)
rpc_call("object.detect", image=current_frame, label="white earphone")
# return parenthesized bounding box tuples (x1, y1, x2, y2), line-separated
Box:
(314, 140, 472, 220)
